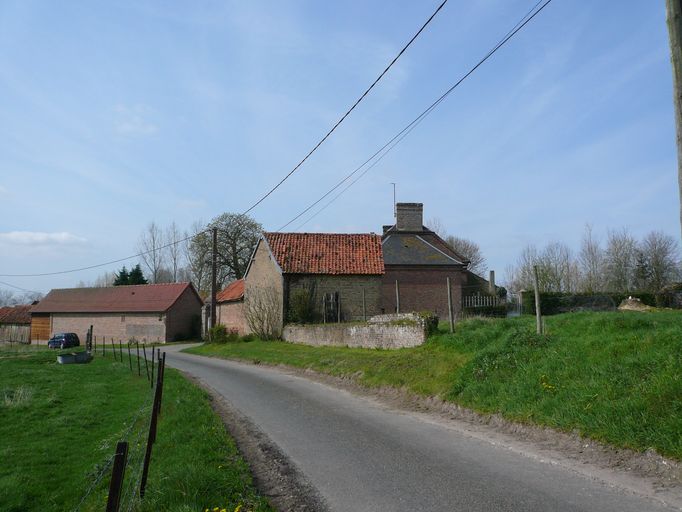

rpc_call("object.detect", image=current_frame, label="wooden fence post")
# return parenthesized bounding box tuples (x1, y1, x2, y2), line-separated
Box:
(118, 341, 123, 362)
(446, 277, 454, 334)
(395, 280, 400, 314)
(127, 343, 132, 372)
(106, 441, 128, 512)
(111, 339, 116, 361)
(533, 265, 543, 335)
(362, 289, 366, 322)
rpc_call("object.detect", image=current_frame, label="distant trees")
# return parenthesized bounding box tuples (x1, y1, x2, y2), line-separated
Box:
(0, 289, 43, 306)
(113, 264, 148, 286)
(506, 225, 681, 294)
(426, 217, 488, 276)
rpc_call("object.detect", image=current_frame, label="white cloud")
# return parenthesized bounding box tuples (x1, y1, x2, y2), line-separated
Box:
(0, 231, 87, 246)
(114, 104, 158, 136)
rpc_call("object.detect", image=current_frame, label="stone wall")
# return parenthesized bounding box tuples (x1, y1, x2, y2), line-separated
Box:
(282, 314, 426, 349)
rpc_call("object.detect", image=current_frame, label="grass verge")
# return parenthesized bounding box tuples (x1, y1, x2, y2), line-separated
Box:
(186, 311, 682, 460)
(0, 347, 272, 512)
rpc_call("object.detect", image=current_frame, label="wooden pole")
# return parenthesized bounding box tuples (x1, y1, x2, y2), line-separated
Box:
(211, 227, 218, 329)
(395, 280, 400, 314)
(533, 265, 543, 335)
(337, 294, 341, 323)
(127, 343, 132, 372)
(111, 339, 116, 361)
(666, 0, 682, 241)
(446, 277, 454, 333)
(106, 441, 128, 512)
(362, 288, 366, 322)
(118, 341, 123, 362)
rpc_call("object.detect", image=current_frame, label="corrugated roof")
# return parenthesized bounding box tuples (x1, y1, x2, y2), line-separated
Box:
(31, 283, 201, 314)
(264, 232, 384, 275)
(216, 279, 244, 303)
(0, 305, 32, 324)
(382, 231, 468, 267)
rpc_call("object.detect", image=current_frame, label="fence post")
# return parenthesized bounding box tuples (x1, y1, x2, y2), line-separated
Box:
(157, 352, 166, 417)
(111, 339, 116, 361)
(150, 348, 155, 388)
(362, 289, 366, 322)
(118, 341, 123, 362)
(447, 277, 454, 334)
(127, 343, 133, 372)
(395, 280, 400, 314)
(533, 265, 543, 335)
(106, 441, 129, 512)
(142, 345, 150, 382)
(136, 342, 141, 376)
(139, 382, 161, 499)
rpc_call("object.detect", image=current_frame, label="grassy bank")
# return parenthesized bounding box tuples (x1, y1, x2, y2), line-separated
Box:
(0, 347, 271, 512)
(187, 311, 682, 460)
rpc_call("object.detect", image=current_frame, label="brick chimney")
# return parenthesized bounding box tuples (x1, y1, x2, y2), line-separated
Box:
(395, 203, 423, 231)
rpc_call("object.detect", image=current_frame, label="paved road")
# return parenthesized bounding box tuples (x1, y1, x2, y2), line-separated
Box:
(164, 345, 675, 512)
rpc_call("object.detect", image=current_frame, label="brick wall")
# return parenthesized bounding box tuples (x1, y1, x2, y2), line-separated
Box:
(282, 321, 425, 349)
(244, 240, 284, 334)
(286, 274, 382, 322)
(50, 313, 166, 344)
(382, 267, 465, 318)
(217, 300, 246, 334)
(395, 203, 423, 231)
(165, 286, 203, 341)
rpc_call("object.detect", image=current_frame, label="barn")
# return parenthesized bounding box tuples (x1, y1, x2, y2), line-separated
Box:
(30, 282, 203, 344)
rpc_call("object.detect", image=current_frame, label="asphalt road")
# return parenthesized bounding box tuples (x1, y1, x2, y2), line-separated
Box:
(164, 345, 675, 512)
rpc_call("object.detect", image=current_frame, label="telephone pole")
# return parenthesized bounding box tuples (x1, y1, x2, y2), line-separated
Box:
(666, 0, 682, 241)
(210, 227, 217, 328)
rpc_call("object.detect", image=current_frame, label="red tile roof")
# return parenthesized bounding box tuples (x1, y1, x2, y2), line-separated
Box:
(264, 232, 384, 275)
(31, 282, 202, 314)
(0, 305, 32, 324)
(216, 279, 244, 303)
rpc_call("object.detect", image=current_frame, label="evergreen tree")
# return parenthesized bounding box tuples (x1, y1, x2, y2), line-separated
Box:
(633, 250, 652, 292)
(113, 266, 130, 286)
(128, 264, 148, 285)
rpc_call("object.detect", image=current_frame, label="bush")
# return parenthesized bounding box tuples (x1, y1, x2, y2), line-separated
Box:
(417, 311, 439, 335)
(207, 325, 239, 344)
(240, 333, 256, 343)
(288, 287, 315, 323)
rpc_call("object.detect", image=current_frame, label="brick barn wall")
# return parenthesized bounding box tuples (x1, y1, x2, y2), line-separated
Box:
(165, 287, 203, 341)
(244, 240, 284, 334)
(286, 274, 383, 322)
(49, 313, 166, 344)
(382, 267, 465, 318)
(217, 301, 246, 335)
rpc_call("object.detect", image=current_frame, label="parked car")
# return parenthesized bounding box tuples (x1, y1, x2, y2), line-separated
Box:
(47, 332, 80, 349)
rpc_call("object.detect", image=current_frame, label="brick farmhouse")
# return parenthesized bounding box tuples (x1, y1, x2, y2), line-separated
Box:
(238, 232, 384, 334)
(31, 282, 203, 343)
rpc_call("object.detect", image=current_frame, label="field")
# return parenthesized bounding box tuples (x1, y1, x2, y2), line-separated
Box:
(188, 311, 682, 460)
(0, 346, 272, 512)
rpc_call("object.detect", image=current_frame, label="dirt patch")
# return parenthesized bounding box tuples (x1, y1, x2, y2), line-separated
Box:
(179, 371, 329, 512)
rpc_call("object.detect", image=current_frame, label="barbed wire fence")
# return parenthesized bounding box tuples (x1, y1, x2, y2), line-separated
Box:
(71, 327, 167, 512)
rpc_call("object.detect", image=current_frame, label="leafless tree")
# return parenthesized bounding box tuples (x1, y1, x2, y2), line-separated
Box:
(537, 242, 578, 292)
(165, 221, 184, 282)
(185, 221, 211, 294)
(641, 231, 680, 291)
(445, 235, 487, 276)
(578, 224, 604, 293)
(0, 289, 16, 306)
(604, 228, 637, 293)
(138, 221, 166, 284)
(244, 286, 282, 339)
(426, 217, 446, 237)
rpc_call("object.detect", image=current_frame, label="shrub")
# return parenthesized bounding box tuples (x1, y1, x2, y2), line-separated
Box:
(417, 311, 439, 335)
(207, 325, 239, 344)
(288, 287, 315, 323)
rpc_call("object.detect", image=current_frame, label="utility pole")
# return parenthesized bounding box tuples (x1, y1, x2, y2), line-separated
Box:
(666, 0, 682, 241)
(210, 227, 217, 329)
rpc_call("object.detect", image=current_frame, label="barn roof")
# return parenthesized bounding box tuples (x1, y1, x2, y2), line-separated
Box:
(31, 282, 202, 314)
(216, 279, 244, 303)
(263, 232, 384, 275)
(0, 305, 32, 324)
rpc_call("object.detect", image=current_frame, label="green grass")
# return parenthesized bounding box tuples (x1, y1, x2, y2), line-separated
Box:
(187, 311, 682, 460)
(0, 347, 272, 512)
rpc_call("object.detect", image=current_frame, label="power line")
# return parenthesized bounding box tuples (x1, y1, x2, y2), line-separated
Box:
(0, 1, 449, 279)
(0, 280, 43, 295)
(279, 0, 552, 232)
(241, 0, 449, 214)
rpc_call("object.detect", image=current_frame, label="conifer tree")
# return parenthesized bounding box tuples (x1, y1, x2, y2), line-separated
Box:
(128, 264, 148, 285)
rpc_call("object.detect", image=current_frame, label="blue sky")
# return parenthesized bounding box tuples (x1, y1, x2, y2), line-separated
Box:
(0, 0, 677, 293)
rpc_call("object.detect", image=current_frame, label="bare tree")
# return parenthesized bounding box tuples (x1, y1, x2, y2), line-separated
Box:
(604, 228, 637, 293)
(0, 289, 16, 306)
(445, 235, 487, 276)
(641, 230, 680, 291)
(165, 221, 184, 282)
(578, 224, 604, 293)
(426, 217, 446, 237)
(538, 242, 578, 292)
(138, 221, 166, 284)
(244, 286, 282, 339)
(185, 221, 211, 294)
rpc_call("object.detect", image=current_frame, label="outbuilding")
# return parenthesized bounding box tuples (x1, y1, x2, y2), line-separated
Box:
(216, 279, 246, 335)
(30, 282, 203, 343)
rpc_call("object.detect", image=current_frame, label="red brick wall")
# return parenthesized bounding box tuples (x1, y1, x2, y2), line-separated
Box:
(382, 267, 465, 318)
(165, 286, 203, 341)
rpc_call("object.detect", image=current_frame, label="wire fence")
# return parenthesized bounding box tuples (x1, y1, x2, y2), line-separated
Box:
(71, 326, 167, 512)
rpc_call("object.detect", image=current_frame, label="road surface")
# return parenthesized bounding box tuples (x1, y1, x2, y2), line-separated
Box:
(164, 345, 677, 512)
